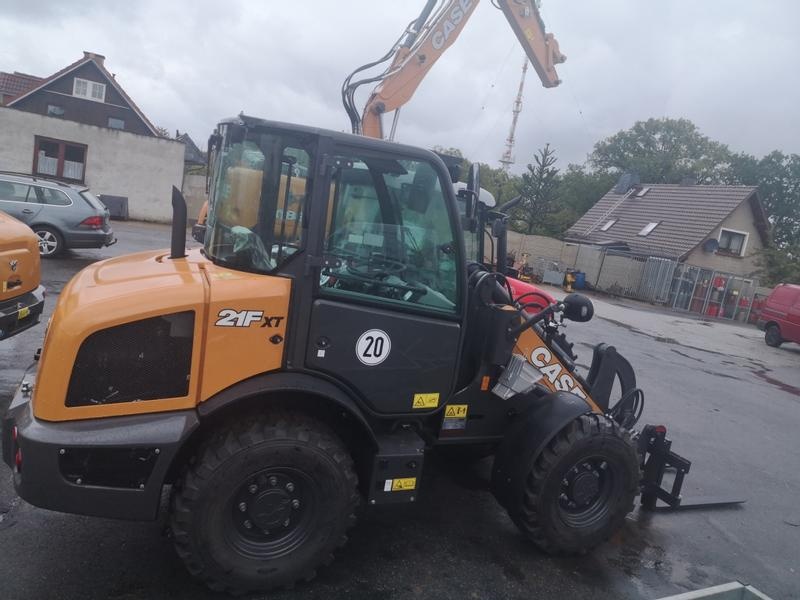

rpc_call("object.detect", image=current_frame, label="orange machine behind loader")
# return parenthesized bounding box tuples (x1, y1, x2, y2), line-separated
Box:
(0, 211, 45, 340)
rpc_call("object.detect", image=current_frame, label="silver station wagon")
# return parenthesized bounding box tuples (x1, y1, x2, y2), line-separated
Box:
(0, 172, 116, 257)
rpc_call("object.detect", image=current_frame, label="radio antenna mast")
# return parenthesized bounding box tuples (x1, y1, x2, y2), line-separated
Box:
(499, 58, 529, 172)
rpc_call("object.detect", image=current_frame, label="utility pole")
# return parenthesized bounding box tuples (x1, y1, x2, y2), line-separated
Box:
(499, 58, 528, 172)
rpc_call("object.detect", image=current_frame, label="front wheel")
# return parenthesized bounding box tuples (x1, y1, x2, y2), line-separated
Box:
(765, 324, 783, 347)
(170, 411, 359, 594)
(508, 414, 640, 554)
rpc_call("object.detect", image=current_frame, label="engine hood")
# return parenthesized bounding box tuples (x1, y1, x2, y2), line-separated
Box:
(51, 249, 208, 333)
(33, 247, 293, 422)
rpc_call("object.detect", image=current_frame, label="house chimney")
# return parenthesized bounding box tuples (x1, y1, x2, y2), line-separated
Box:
(680, 175, 697, 186)
(82, 52, 106, 66)
(613, 172, 640, 195)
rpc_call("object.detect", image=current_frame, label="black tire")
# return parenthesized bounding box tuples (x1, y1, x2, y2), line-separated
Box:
(32, 225, 64, 258)
(170, 411, 359, 594)
(509, 414, 640, 554)
(765, 324, 783, 348)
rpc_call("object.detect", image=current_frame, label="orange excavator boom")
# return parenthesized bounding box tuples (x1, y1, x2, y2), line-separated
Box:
(343, 0, 566, 139)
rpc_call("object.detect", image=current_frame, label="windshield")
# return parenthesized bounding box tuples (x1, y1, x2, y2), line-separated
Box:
(205, 126, 313, 272)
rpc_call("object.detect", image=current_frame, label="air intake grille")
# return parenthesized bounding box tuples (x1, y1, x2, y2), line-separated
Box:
(66, 311, 194, 407)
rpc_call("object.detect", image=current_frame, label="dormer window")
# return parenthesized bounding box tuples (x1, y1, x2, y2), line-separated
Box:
(73, 77, 106, 102)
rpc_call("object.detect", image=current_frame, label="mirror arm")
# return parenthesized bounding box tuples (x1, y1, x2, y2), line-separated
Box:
(507, 302, 564, 339)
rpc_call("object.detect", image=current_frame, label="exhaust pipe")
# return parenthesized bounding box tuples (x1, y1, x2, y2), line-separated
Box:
(170, 186, 187, 259)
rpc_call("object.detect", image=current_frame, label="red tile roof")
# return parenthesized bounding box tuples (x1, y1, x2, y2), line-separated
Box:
(0, 71, 44, 100)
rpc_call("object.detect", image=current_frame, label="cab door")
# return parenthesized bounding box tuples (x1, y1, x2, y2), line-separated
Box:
(304, 148, 465, 415)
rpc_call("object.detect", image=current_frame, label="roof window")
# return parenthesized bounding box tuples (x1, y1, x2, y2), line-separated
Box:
(600, 219, 617, 231)
(638, 222, 660, 236)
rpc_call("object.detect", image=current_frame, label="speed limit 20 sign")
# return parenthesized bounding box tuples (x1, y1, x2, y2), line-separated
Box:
(355, 329, 391, 366)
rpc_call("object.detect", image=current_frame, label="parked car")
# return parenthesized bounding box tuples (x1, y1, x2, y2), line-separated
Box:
(0, 173, 116, 257)
(757, 283, 800, 347)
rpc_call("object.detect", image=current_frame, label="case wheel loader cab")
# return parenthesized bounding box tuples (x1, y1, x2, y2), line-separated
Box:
(4, 116, 646, 595)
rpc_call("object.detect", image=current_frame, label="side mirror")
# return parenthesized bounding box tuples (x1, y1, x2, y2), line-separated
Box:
(562, 293, 594, 322)
(491, 218, 505, 238)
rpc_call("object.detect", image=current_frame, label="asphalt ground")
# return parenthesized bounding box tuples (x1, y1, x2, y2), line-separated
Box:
(1, 221, 798, 600)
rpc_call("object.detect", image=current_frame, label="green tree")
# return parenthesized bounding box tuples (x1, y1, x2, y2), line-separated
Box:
(758, 244, 800, 285)
(512, 144, 560, 235)
(589, 117, 732, 184)
(722, 150, 800, 283)
(474, 162, 521, 208)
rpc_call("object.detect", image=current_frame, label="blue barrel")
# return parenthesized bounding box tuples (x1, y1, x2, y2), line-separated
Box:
(574, 271, 586, 289)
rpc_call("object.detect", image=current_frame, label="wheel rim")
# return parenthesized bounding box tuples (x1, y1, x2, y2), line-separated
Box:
(224, 468, 318, 560)
(36, 230, 59, 255)
(557, 456, 620, 528)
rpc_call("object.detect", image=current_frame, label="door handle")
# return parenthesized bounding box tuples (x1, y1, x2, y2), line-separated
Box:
(22, 209, 34, 214)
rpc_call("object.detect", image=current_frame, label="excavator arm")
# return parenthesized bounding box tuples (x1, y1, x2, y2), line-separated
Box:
(343, 0, 566, 139)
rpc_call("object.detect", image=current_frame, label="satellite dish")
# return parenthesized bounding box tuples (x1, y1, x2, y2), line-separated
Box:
(702, 238, 719, 253)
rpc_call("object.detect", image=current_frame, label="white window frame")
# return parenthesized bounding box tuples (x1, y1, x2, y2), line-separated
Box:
(717, 227, 749, 257)
(600, 219, 617, 231)
(73, 77, 106, 102)
(638, 222, 660, 236)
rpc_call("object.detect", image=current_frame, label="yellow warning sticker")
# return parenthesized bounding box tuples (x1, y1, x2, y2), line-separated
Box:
(412, 393, 439, 409)
(389, 477, 417, 492)
(444, 404, 468, 419)
(17, 306, 30, 321)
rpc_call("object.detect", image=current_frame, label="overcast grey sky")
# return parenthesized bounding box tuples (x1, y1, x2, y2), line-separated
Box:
(2, 0, 798, 173)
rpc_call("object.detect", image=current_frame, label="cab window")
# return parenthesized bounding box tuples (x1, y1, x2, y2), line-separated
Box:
(320, 153, 459, 315)
(205, 128, 312, 272)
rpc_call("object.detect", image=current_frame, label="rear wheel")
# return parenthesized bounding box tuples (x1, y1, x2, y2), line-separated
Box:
(32, 225, 64, 257)
(765, 324, 783, 347)
(170, 411, 359, 594)
(508, 414, 640, 554)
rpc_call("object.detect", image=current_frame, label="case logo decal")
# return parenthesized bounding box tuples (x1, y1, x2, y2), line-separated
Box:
(530, 346, 587, 399)
(355, 329, 391, 366)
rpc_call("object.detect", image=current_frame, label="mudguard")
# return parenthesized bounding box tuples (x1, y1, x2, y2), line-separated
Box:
(491, 391, 593, 510)
(197, 371, 377, 447)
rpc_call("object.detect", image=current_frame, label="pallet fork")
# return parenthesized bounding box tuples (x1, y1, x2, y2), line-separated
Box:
(638, 424, 746, 511)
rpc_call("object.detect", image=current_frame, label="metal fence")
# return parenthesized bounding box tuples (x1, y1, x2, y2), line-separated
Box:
(519, 242, 761, 322)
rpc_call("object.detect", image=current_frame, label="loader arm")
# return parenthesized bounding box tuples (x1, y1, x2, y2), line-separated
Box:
(346, 0, 566, 139)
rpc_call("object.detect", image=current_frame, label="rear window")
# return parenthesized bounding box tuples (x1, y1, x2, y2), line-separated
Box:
(79, 190, 106, 211)
(769, 285, 799, 307)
